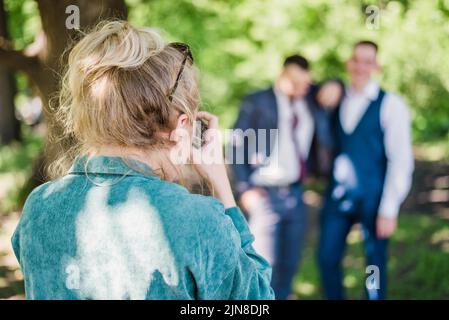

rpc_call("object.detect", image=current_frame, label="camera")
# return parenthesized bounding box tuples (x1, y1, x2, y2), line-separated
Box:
(192, 119, 208, 149)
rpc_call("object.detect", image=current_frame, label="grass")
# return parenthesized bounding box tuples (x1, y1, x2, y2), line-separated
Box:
(293, 212, 449, 299)
(414, 139, 449, 162)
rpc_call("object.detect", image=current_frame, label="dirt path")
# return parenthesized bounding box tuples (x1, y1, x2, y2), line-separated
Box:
(0, 211, 24, 299)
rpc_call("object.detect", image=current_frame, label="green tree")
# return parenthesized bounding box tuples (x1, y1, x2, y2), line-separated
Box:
(127, 0, 449, 141)
(0, 0, 20, 144)
(0, 0, 127, 182)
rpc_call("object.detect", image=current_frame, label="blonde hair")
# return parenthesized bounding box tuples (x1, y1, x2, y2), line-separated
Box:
(49, 20, 200, 181)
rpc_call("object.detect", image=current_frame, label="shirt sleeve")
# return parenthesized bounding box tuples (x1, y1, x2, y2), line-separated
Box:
(196, 199, 274, 300)
(229, 96, 257, 196)
(378, 94, 414, 218)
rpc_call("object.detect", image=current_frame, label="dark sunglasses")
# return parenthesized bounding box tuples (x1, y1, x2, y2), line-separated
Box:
(167, 42, 194, 102)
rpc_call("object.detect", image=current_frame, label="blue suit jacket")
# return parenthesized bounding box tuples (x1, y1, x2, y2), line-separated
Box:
(230, 85, 334, 196)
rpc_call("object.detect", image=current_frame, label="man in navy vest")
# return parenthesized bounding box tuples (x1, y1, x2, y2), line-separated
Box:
(229, 55, 342, 299)
(317, 41, 414, 300)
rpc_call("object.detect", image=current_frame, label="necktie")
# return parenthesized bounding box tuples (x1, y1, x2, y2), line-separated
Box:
(290, 101, 307, 181)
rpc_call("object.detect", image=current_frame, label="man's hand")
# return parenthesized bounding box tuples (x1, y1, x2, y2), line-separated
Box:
(376, 216, 397, 239)
(316, 80, 343, 109)
(239, 187, 268, 213)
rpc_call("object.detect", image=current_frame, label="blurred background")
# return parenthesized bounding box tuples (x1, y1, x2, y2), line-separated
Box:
(0, 0, 448, 299)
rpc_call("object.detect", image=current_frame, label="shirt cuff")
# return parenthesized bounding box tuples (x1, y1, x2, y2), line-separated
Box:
(224, 206, 254, 247)
(378, 198, 400, 219)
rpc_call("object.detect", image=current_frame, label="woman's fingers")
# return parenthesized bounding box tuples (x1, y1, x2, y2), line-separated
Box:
(196, 111, 220, 144)
(197, 111, 218, 129)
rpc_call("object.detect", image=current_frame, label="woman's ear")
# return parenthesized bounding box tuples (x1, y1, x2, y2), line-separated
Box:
(176, 113, 189, 129)
(169, 113, 190, 143)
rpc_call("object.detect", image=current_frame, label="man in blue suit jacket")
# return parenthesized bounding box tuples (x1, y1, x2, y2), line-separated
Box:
(229, 55, 342, 299)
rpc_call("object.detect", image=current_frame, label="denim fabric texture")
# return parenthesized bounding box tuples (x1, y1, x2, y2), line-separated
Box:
(12, 155, 274, 300)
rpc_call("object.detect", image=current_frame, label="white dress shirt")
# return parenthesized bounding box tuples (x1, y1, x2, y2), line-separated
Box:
(339, 80, 414, 219)
(250, 86, 315, 187)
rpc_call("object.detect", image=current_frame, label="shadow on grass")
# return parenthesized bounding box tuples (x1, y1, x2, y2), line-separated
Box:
(0, 265, 24, 299)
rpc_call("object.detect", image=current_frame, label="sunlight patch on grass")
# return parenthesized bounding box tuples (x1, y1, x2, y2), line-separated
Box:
(0, 278, 8, 288)
(294, 282, 316, 297)
(343, 274, 357, 288)
(13, 269, 23, 281)
(414, 141, 449, 162)
(431, 227, 449, 253)
(0, 134, 42, 173)
(347, 227, 363, 244)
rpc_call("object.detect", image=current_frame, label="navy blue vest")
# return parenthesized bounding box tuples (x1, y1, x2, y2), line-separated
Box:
(331, 89, 387, 214)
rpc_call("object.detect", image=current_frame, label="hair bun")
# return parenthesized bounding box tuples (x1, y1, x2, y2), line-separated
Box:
(74, 21, 165, 72)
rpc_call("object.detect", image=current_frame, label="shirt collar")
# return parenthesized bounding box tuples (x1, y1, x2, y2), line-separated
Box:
(273, 83, 288, 102)
(273, 84, 305, 106)
(347, 79, 379, 101)
(67, 155, 156, 177)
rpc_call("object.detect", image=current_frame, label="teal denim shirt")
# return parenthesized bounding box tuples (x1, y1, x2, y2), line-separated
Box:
(11, 156, 275, 300)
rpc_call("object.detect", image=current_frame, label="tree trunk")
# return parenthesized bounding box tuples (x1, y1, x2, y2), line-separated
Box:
(0, 0, 127, 184)
(0, 0, 20, 144)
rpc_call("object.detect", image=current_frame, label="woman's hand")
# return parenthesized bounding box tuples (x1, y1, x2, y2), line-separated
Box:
(239, 187, 268, 213)
(376, 216, 397, 239)
(193, 111, 236, 208)
(192, 111, 223, 175)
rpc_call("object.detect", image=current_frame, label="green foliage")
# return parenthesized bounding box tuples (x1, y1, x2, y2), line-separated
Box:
(126, 0, 449, 142)
(4, 0, 39, 49)
(4, 0, 40, 96)
(4, 0, 449, 140)
(0, 126, 41, 173)
(0, 126, 42, 212)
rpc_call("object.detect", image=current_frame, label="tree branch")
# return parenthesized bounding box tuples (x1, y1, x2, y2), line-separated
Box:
(0, 38, 39, 73)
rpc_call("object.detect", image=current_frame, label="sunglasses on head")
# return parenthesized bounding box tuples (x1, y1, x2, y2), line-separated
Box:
(167, 42, 194, 102)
